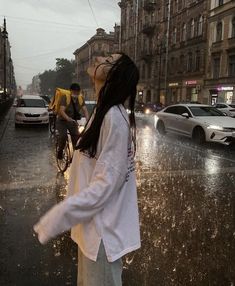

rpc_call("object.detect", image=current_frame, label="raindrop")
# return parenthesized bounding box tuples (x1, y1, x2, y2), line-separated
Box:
(55, 251, 61, 257)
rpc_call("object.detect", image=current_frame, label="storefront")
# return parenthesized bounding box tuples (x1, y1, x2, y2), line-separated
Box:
(216, 86, 234, 104)
(184, 80, 202, 102)
(168, 82, 181, 103)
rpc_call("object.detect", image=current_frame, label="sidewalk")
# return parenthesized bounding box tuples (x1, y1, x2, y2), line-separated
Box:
(0, 103, 13, 143)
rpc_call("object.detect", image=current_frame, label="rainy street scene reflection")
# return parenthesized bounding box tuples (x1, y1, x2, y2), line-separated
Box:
(0, 111, 234, 286)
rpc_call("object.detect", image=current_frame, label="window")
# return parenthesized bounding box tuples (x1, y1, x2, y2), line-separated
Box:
(174, 0, 178, 13)
(228, 55, 235, 76)
(164, 106, 178, 114)
(190, 19, 195, 38)
(195, 51, 200, 71)
(179, 54, 185, 73)
(173, 27, 177, 44)
(142, 64, 146, 79)
(216, 22, 222, 42)
(198, 16, 203, 36)
(182, 23, 186, 41)
(176, 106, 191, 116)
(213, 56, 220, 78)
(170, 57, 176, 74)
(189, 106, 224, 116)
(232, 17, 235, 38)
(187, 52, 193, 72)
(218, 0, 224, 6)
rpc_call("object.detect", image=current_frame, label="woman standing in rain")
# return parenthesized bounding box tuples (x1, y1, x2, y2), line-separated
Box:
(34, 52, 141, 286)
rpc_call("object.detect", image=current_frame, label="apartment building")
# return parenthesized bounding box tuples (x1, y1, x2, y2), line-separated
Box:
(0, 18, 16, 100)
(119, 0, 209, 105)
(205, 0, 235, 104)
(74, 26, 120, 100)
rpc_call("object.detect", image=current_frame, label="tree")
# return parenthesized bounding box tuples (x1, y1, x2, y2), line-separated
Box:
(38, 58, 76, 96)
(39, 70, 56, 96)
(54, 58, 76, 89)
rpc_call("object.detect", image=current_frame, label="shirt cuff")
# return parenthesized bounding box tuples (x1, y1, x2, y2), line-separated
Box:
(33, 223, 51, 245)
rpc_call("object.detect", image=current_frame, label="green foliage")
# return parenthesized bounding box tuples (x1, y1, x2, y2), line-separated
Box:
(39, 58, 76, 96)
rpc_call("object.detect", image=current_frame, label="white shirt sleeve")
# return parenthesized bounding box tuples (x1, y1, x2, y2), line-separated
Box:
(34, 108, 130, 244)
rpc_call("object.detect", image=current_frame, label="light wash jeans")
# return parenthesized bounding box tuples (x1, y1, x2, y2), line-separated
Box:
(77, 241, 123, 286)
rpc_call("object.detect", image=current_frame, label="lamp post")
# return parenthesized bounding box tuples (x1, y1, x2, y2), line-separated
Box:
(164, 0, 172, 105)
(2, 18, 8, 101)
(156, 41, 164, 104)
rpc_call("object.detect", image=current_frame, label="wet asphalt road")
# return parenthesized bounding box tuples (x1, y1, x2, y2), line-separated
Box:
(0, 108, 235, 286)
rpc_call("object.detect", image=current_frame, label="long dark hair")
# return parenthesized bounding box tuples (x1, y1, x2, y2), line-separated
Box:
(76, 53, 139, 158)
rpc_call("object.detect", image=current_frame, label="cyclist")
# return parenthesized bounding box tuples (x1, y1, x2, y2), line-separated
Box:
(56, 83, 89, 160)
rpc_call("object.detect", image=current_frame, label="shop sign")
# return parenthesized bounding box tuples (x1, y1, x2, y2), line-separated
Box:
(185, 80, 197, 85)
(169, 82, 179, 87)
(217, 86, 234, 91)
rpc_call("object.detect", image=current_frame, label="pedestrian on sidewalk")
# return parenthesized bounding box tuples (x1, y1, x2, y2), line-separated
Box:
(34, 52, 141, 286)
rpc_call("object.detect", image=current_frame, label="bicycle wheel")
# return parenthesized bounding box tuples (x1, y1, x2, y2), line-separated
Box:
(49, 114, 56, 134)
(56, 141, 70, 173)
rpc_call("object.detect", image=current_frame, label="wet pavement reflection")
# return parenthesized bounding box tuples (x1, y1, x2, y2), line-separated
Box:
(0, 110, 235, 285)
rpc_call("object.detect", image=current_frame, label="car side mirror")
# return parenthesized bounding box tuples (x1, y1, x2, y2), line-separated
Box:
(181, 113, 189, 118)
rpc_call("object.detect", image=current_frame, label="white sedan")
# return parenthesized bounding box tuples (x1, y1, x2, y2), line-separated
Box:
(213, 103, 235, 118)
(154, 104, 235, 145)
(15, 95, 49, 127)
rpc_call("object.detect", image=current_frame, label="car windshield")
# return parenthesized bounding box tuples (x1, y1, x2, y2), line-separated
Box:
(189, 106, 225, 116)
(229, 104, 235, 108)
(18, 99, 45, 108)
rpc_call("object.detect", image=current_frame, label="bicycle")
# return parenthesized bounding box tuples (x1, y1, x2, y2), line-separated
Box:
(55, 121, 84, 173)
(49, 110, 56, 134)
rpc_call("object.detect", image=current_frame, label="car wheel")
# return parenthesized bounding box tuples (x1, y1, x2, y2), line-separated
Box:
(157, 120, 166, 135)
(192, 127, 205, 144)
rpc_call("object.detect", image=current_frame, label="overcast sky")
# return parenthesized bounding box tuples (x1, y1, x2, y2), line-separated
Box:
(1, 0, 120, 89)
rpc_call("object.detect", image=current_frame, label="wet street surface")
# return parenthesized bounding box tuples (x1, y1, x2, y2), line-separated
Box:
(0, 108, 235, 286)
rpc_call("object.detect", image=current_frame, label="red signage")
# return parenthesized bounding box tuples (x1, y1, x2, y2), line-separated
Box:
(185, 80, 197, 85)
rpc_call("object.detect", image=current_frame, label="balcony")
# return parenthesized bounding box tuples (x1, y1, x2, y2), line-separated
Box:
(143, 0, 157, 12)
(211, 40, 223, 52)
(142, 23, 155, 36)
(228, 37, 235, 49)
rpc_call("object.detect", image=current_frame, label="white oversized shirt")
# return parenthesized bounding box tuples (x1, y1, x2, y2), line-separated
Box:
(34, 105, 141, 262)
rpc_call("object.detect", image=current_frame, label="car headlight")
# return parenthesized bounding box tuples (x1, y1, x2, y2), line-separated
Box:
(207, 125, 232, 132)
(145, 108, 150, 114)
(41, 112, 48, 117)
(15, 112, 24, 117)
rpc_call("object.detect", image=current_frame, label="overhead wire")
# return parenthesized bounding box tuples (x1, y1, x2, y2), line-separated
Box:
(87, 0, 99, 27)
(14, 43, 80, 60)
(0, 14, 96, 29)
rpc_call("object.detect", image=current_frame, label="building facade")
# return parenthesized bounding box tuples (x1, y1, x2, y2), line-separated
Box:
(0, 18, 16, 100)
(119, 0, 209, 105)
(74, 26, 120, 100)
(205, 0, 235, 104)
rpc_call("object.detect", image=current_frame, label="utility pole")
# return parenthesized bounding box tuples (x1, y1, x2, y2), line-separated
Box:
(134, 0, 139, 62)
(164, 0, 171, 105)
(157, 42, 163, 104)
(2, 18, 8, 101)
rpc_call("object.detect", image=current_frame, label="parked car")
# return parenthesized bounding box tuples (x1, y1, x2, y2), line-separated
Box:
(15, 95, 49, 127)
(135, 102, 164, 114)
(154, 104, 235, 145)
(213, 103, 235, 118)
(144, 103, 164, 114)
